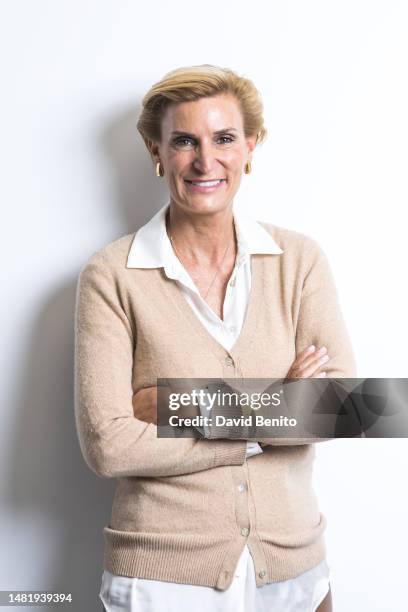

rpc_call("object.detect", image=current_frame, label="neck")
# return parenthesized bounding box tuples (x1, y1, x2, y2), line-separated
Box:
(166, 202, 237, 266)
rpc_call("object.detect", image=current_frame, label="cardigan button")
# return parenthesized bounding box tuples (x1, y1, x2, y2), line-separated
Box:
(259, 569, 267, 578)
(240, 527, 249, 536)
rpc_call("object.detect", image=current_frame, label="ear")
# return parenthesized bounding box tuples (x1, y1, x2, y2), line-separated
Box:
(147, 139, 161, 162)
(245, 134, 257, 160)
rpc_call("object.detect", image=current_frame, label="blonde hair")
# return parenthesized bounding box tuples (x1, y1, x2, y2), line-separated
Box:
(137, 64, 267, 158)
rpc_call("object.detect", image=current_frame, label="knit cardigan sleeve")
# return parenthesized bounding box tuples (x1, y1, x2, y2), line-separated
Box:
(257, 238, 359, 446)
(74, 256, 247, 478)
(293, 238, 357, 379)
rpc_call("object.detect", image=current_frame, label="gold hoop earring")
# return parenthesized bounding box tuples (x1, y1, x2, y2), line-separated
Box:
(244, 161, 252, 174)
(156, 161, 164, 177)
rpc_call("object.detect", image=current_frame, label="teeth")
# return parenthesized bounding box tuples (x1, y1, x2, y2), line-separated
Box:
(190, 180, 223, 187)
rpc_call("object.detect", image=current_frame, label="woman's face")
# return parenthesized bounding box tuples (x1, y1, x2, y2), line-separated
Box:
(151, 93, 257, 216)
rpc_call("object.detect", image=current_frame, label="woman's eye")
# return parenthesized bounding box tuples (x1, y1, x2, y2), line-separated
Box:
(217, 135, 234, 144)
(174, 137, 194, 146)
(173, 137, 197, 147)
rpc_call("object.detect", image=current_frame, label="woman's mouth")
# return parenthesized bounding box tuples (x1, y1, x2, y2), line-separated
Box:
(184, 178, 226, 193)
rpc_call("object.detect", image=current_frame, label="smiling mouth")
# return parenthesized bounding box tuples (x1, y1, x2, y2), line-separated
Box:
(184, 179, 227, 186)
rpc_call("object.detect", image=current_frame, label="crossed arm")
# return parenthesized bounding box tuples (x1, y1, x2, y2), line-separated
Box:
(74, 242, 357, 480)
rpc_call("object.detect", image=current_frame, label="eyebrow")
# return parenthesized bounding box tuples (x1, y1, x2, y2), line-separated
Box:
(170, 127, 239, 137)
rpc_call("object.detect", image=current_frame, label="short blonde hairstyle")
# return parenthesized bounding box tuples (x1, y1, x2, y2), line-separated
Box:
(137, 64, 267, 158)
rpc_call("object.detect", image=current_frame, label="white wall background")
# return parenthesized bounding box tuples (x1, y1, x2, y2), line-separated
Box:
(1, 1, 407, 610)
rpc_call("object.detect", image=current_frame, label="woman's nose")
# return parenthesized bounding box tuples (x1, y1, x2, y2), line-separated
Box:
(192, 143, 216, 174)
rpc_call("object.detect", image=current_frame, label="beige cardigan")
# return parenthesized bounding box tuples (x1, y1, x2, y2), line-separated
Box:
(74, 221, 356, 590)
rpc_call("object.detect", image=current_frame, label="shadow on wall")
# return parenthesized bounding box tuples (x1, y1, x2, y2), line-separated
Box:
(6, 103, 169, 611)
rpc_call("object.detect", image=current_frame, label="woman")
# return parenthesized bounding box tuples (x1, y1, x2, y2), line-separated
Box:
(74, 64, 356, 611)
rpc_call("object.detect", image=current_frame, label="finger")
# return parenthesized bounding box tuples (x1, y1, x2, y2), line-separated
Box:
(292, 345, 316, 368)
(299, 355, 330, 378)
(133, 385, 157, 397)
(298, 347, 328, 372)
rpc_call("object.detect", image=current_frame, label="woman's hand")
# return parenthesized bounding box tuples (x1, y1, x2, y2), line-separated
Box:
(132, 386, 158, 424)
(132, 384, 201, 425)
(286, 345, 330, 379)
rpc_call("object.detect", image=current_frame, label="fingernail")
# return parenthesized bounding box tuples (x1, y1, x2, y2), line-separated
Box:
(308, 345, 316, 352)
(317, 346, 327, 354)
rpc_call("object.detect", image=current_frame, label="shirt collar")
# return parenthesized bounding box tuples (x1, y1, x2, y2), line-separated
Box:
(126, 202, 283, 277)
